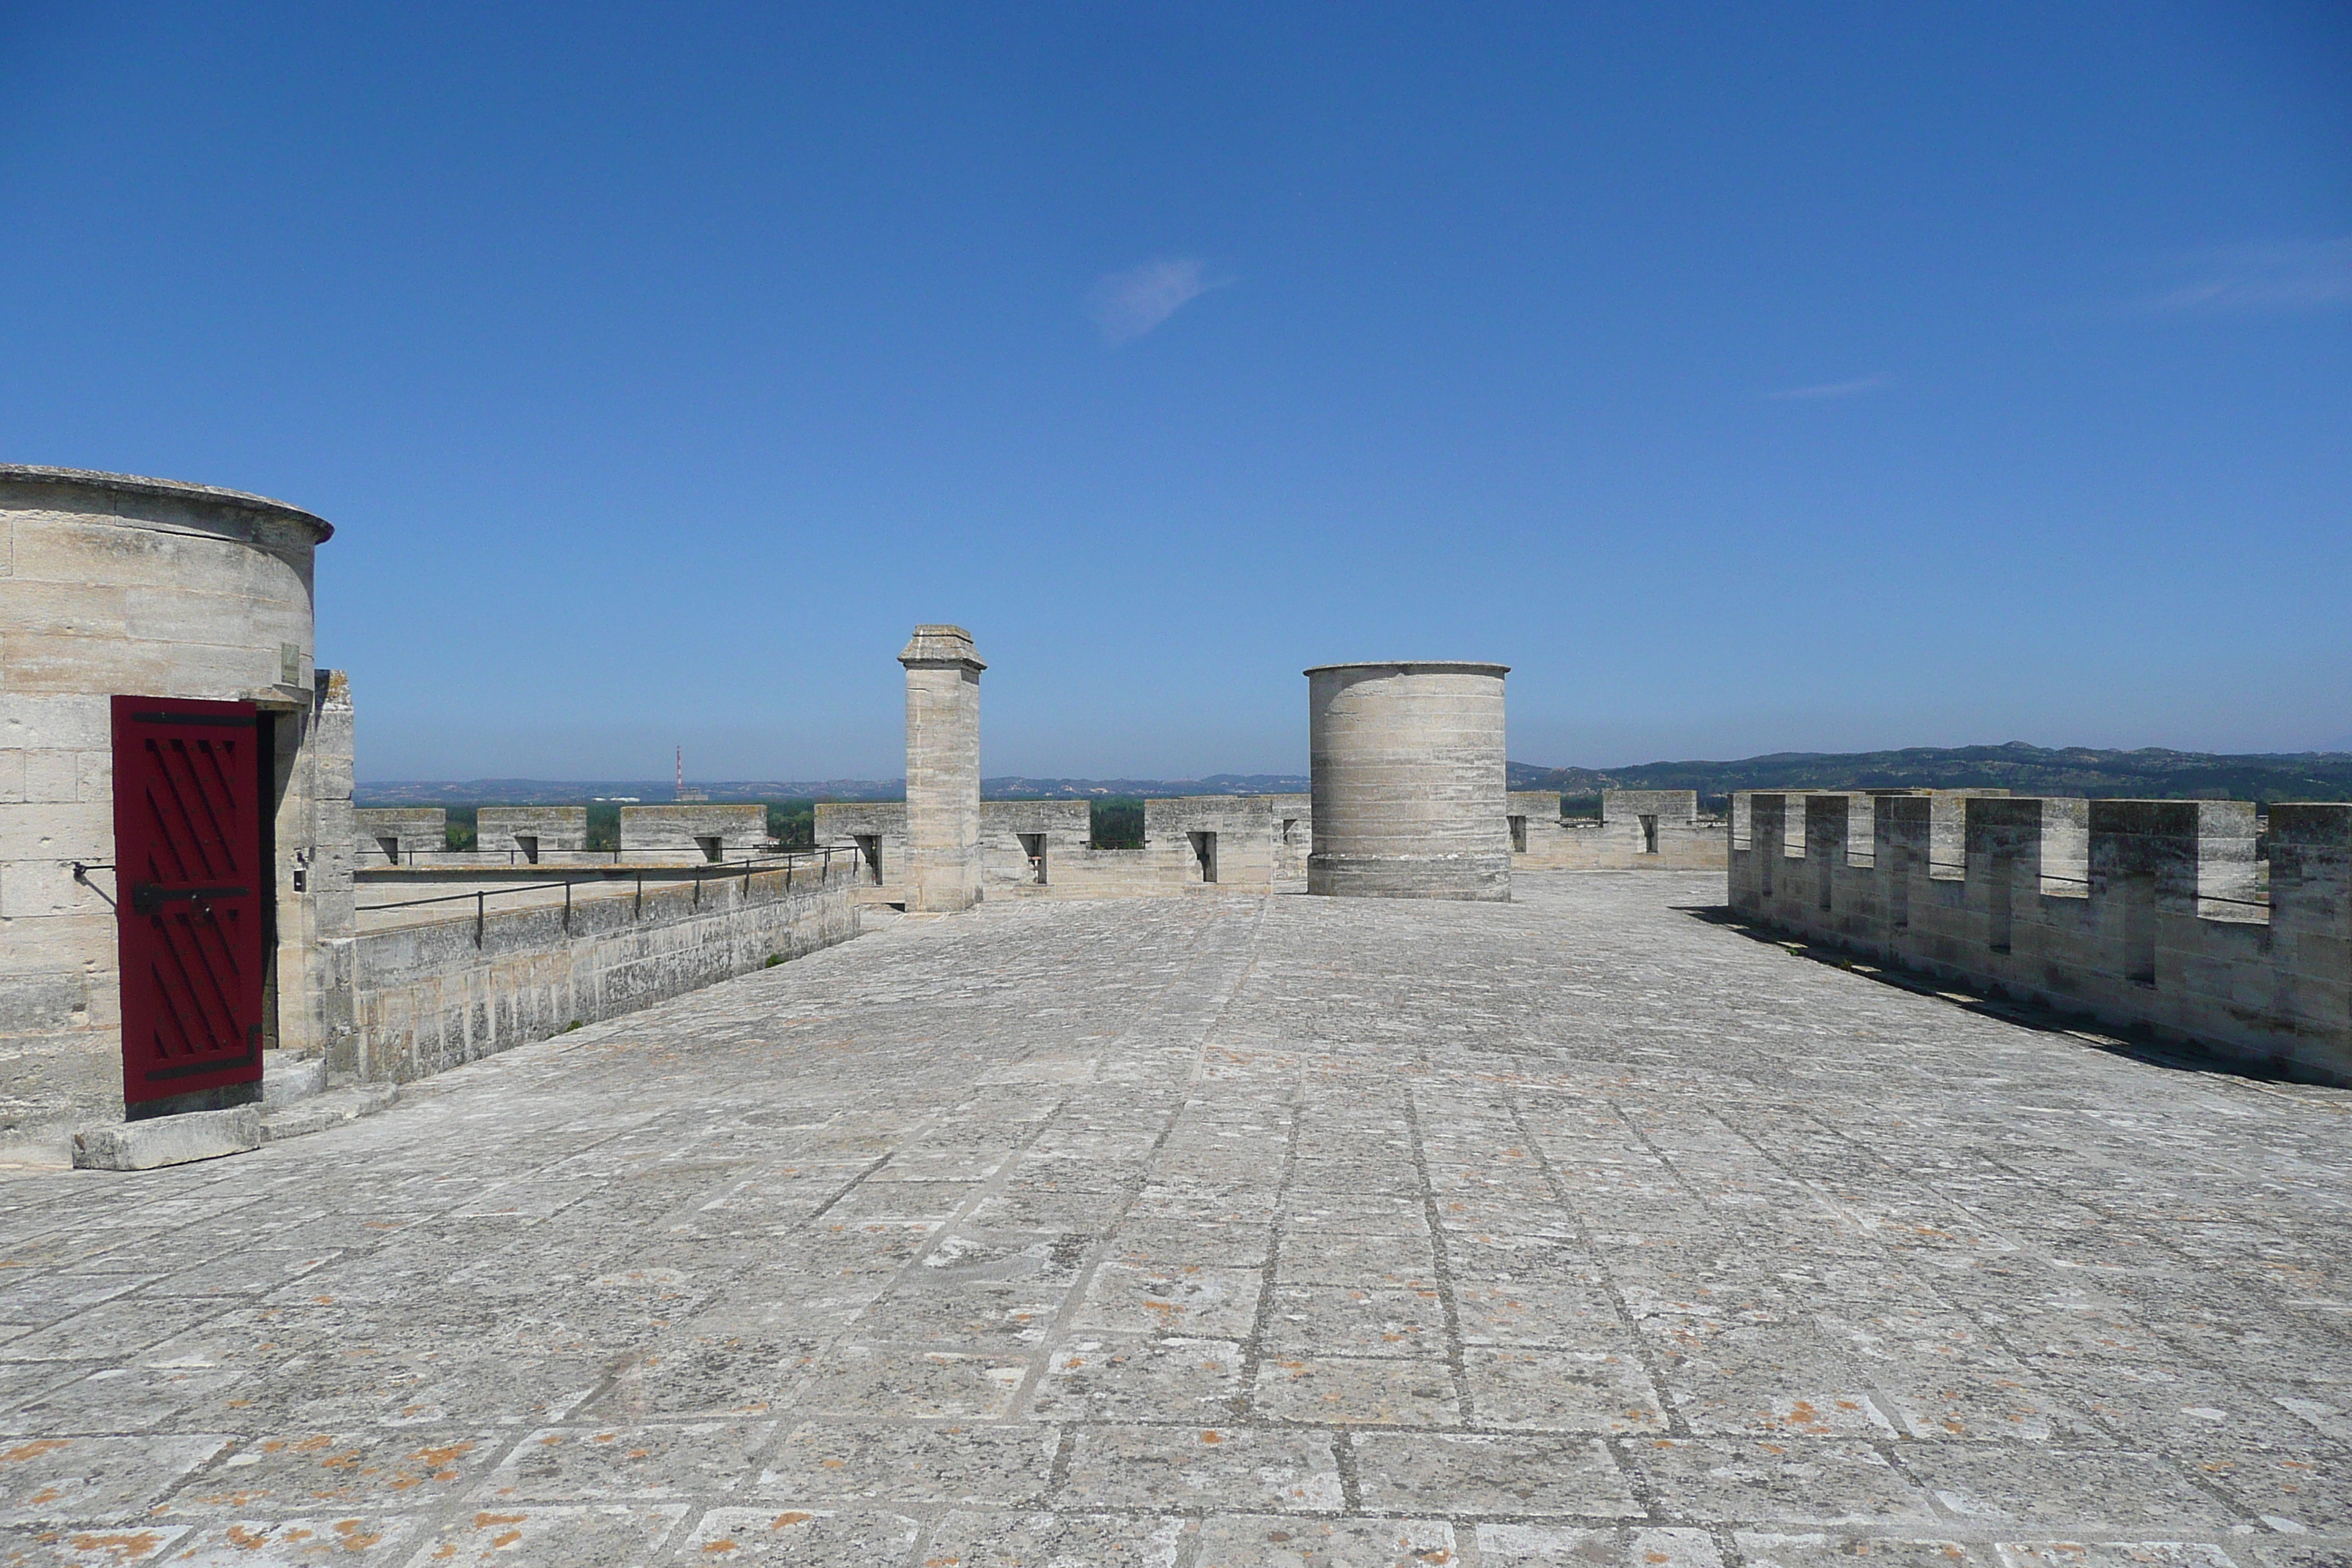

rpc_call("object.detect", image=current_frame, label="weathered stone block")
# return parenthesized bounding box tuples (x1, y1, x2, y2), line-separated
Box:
(71, 1105, 263, 1170)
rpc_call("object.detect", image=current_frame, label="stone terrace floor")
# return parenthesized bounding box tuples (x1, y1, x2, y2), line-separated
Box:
(1, 872, 2348, 1567)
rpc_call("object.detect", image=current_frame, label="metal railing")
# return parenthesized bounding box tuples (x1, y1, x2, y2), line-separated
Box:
(363, 842, 823, 867)
(355, 846, 853, 945)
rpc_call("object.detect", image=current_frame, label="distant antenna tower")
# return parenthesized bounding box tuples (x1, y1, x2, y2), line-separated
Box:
(674, 744, 708, 803)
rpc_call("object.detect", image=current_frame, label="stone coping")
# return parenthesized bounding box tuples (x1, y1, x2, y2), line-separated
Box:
(0, 463, 335, 540)
(899, 622, 987, 670)
(1303, 660, 1511, 676)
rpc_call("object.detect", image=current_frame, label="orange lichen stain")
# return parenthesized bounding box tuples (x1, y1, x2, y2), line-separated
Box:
(1198, 1431, 1223, 1444)
(819, 1458, 846, 1469)
(1835, 1399, 1860, 1411)
(227, 1524, 272, 1547)
(772, 1512, 813, 1526)
(1, 1439, 73, 1462)
(491, 1529, 524, 1548)
(625, 1448, 651, 1460)
(410, 1441, 474, 1469)
(472, 1512, 526, 1528)
(702, 1541, 738, 1555)
(64, 1531, 165, 1558)
(430, 1548, 458, 1561)
(1645, 1555, 1670, 1565)
(25, 1485, 64, 1505)
(592, 1432, 617, 1444)
(539, 1435, 564, 1446)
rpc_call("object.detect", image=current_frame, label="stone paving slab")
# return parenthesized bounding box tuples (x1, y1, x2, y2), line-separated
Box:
(0, 872, 2346, 1566)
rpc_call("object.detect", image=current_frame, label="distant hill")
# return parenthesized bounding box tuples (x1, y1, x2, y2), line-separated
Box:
(984, 774, 1308, 799)
(355, 774, 1309, 807)
(1507, 743, 2352, 806)
(357, 779, 902, 806)
(359, 746, 2352, 811)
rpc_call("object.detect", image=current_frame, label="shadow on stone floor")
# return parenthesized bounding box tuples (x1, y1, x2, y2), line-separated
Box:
(1672, 900, 2347, 1099)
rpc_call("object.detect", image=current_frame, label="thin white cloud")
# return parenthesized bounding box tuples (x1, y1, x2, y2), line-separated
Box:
(1085, 257, 1226, 346)
(2141, 236, 2352, 313)
(1768, 372, 1890, 402)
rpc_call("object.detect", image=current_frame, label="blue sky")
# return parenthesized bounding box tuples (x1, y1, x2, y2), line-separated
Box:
(4, 3, 2347, 781)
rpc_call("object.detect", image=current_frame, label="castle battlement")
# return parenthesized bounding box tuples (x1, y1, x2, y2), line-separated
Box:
(1730, 791, 2352, 1084)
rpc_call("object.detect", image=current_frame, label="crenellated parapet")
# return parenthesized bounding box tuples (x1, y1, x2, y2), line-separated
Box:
(1729, 791, 2352, 1084)
(814, 795, 1311, 901)
(1512, 789, 1727, 870)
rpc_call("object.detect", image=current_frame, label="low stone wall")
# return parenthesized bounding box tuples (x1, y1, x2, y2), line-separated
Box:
(477, 806, 587, 859)
(338, 859, 861, 1086)
(619, 803, 766, 859)
(353, 807, 445, 865)
(818, 796, 1312, 901)
(1147, 794, 1311, 889)
(1509, 790, 1727, 871)
(1730, 791, 2352, 1085)
(976, 800, 1091, 894)
(821, 788, 1716, 901)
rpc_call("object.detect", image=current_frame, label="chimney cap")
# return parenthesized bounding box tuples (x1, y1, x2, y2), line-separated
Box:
(900, 625, 986, 671)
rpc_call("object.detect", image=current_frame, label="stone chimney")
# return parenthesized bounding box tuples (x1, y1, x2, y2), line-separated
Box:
(898, 625, 986, 912)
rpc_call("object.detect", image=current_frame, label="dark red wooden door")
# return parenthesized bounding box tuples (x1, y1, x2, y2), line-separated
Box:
(110, 696, 267, 1107)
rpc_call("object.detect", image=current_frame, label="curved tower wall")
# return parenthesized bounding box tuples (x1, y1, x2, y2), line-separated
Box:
(0, 467, 343, 1137)
(1306, 661, 1510, 900)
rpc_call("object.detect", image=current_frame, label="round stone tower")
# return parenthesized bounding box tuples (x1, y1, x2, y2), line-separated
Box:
(0, 466, 344, 1139)
(1305, 660, 1511, 900)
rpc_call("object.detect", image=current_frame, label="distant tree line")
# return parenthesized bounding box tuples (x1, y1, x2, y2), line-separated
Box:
(432, 799, 818, 853)
(767, 801, 816, 849)
(1091, 797, 1145, 850)
(1513, 742, 2352, 806)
